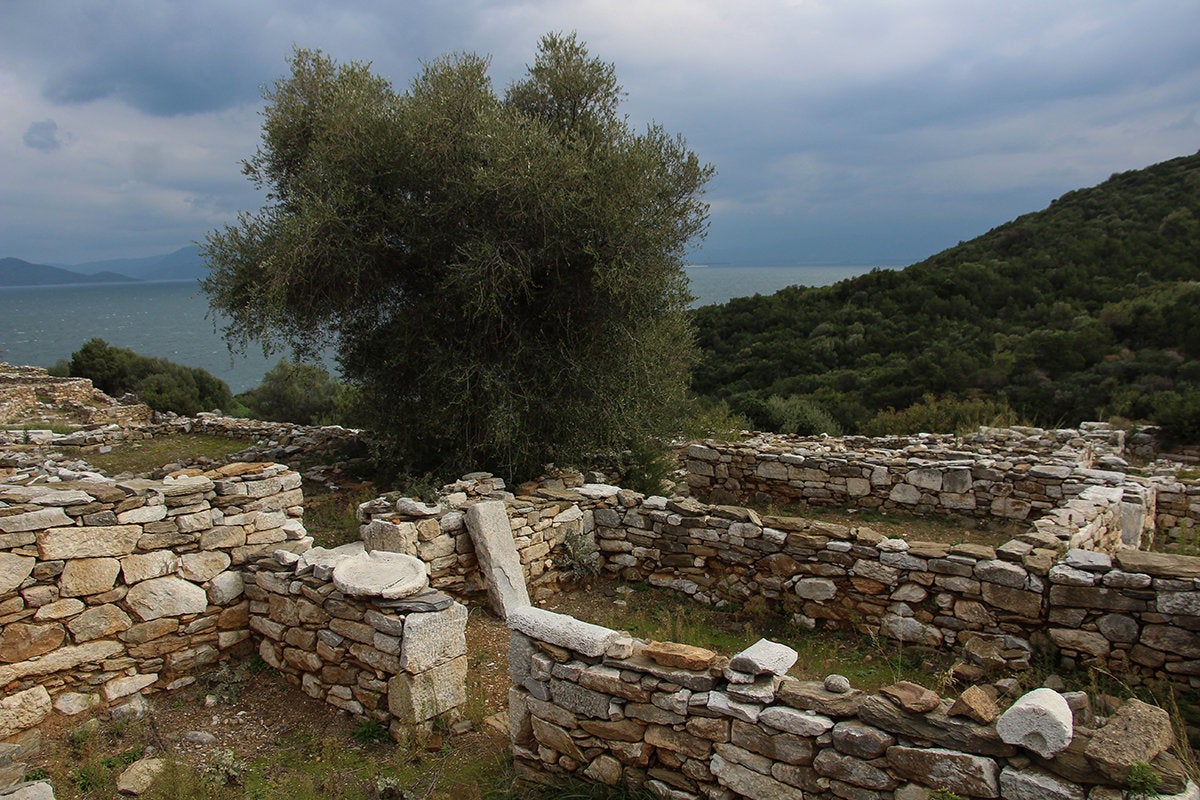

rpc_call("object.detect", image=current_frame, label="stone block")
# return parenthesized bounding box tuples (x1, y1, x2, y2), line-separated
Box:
(730, 638, 798, 676)
(387, 654, 467, 723)
(37, 525, 141, 559)
(68, 603, 132, 642)
(399, 602, 468, 673)
(466, 500, 531, 619)
(1083, 698, 1174, 783)
(0, 623, 65, 663)
(507, 606, 619, 658)
(125, 576, 209, 621)
(996, 688, 1073, 758)
(59, 557, 121, 597)
(887, 745, 999, 798)
(0, 553, 35, 594)
(0, 686, 51, 739)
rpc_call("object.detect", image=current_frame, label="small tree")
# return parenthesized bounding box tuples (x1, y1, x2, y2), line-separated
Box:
(203, 34, 712, 479)
(237, 359, 341, 425)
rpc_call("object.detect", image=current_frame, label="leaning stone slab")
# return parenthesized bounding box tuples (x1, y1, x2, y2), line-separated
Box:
(0, 685, 51, 739)
(996, 688, 1073, 758)
(125, 576, 209, 621)
(332, 550, 428, 600)
(1083, 698, 1174, 783)
(507, 606, 618, 658)
(729, 638, 798, 676)
(466, 500, 530, 619)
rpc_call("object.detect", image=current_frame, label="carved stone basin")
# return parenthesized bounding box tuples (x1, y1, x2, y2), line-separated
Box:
(331, 550, 429, 600)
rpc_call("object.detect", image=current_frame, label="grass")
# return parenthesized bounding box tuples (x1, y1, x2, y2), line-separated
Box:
(303, 483, 378, 548)
(78, 433, 249, 476)
(762, 502, 1023, 549)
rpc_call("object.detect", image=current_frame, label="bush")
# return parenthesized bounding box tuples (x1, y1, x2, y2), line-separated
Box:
(235, 359, 343, 425)
(1155, 389, 1200, 445)
(66, 338, 232, 415)
(862, 393, 1019, 437)
(763, 394, 843, 436)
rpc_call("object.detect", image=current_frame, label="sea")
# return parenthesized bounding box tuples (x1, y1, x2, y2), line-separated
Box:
(0, 264, 889, 394)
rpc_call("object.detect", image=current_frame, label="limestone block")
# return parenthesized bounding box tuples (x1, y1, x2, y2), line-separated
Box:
(996, 688, 1073, 758)
(813, 748, 898, 790)
(642, 641, 717, 670)
(33, 598, 85, 621)
(507, 606, 619, 658)
(59, 557, 121, 597)
(37, 525, 141, 559)
(887, 745, 999, 798)
(125, 576, 209, 621)
(796, 577, 837, 601)
(387, 654, 467, 723)
(332, 550, 428, 599)
(0, 686, 51, 739)
(0, 552, 35, 593)
(0, 623, 65, 663)
(361, 519, 417, 554)
(68, 603, 132, 642)
(53, 692, 99, 715)
(398, 602, 468, 673)
(730, 638, 798, 676)
(299, 541, 365, 581)
(116, 504, 167, 524)
(466, 500, 531, 619)
(120, 551, 179, 584)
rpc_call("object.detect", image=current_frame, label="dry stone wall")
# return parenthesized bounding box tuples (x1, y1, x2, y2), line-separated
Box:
(244, 547, 468, 737)
(0, 461, 310, 745)
(507, 607, 1198, 800)
(684, 425, 1133, 524)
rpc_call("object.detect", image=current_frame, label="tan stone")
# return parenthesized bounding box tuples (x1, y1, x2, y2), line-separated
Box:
(1084, 698, 1174, 783)
(948, 685, 1000, 724)
(0, 622, 66, 662)
(0, 685, 52, 739)
(59, 557, 121, 597)
(880, 681, 940, 713)
(37, 525, 141, 559)
(68, 603, 133, 642)
(643, 640, 717, 670)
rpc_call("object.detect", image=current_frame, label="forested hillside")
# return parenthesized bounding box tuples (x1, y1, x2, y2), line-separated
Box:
(691, 152, 1200, 439)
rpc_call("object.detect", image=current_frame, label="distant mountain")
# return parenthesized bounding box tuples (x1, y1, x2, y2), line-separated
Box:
(0, 258, 139, 288)
(67, 245, 207, 281)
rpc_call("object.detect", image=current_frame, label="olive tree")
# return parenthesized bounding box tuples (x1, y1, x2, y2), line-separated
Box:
(202, 34, 712, 479)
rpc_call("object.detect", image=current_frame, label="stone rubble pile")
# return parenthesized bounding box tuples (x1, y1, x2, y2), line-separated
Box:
(508, 607, 1198, 800)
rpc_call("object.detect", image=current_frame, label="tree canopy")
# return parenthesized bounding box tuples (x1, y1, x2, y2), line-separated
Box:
(203, 34, 712, 478)
(692, 152, 1200, 438)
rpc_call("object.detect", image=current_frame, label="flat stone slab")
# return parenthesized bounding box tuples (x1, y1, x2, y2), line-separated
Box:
(1114, 550, 1200, 579)
(730, 638, 798, 676)
(332, 550, 428, 599)
(508, 606, 619, 658)
(299, 541, 365, 580)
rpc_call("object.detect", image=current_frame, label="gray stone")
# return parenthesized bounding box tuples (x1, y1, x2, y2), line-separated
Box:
(706, 691, 762, 723)
(813, 748, 897, 790)
(0, 507, 72, 533)
(121, 551, 179, 584)
(832, 720, 894, 758)
(331, 550, 428, 599)
(395, 497, 442, 517)
(0, 781, 55, 800)
(53, 692, 98, 715)
(759, 705, 835, 736)
(856, 695, 1015, 757)
(825, 674, 852, 694)
(299, 541, 365, 580)
(729, 638, 798, 676)
(0, 640, 122, 685)
(996, 688, 1073, 758)
(507, 606, 618, 658)
(998, 765, 1085, 800)
(466, 500, 530, 619)
(887, 745, 999, 798)
(178, 551, 231, 582)
(207, 571, 244, 605)
(125, 576, 209, 621)
(0, 552, 35, 593)
(796, 577, 837, 601)
(361, 519, 417, 554)
(398, 602, 468, 673)
(1096, 613, 1139, 643)
(374, 589, 454, 613)
(1064, 548, 1111, 571)
(711, 754, 803, 800)
(1083, 698, 1174, 783)
(387, 654, 466, 722)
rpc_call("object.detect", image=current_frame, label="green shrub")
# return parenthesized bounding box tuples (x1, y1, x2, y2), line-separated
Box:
(763, 394, 843, 436)
(862, 393, 1019, 437)
(1155, 389, 1200, 445)
(235, 358, 344, 425)
(619, 439, 677, 497)
(66, 338, 232, 415)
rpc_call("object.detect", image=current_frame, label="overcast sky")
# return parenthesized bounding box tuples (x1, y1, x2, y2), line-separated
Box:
(2, 0, 1198, 267)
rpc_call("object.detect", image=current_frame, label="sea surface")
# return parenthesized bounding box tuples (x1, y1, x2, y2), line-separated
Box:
(0, 264, 886, 393)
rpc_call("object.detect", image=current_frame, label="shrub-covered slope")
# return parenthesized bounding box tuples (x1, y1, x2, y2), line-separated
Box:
(691, 152, 1200, 437)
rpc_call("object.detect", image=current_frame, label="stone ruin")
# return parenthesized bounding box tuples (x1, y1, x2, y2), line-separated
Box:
(2, 389, 1199, 798)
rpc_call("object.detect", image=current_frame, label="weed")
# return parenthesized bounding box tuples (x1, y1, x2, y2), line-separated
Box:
(22, 767, 48, 782)
(560, 527, 600, 582)
(929, 789, 966, 800)
(353, 719, 391, 746)
(1127, 760, 1162, 799)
